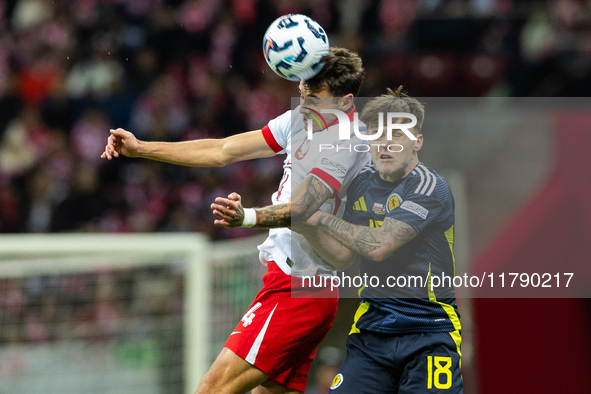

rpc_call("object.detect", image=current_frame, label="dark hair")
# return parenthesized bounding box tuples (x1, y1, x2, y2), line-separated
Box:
(303, 47, 365, 97)
(360, 86, 425, 134)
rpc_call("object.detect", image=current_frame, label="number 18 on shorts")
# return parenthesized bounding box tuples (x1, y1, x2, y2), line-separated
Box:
(330, 330, 463, 393)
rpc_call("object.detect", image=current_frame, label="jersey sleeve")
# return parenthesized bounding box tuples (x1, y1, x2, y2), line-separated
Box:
(262, 110, 291, 154)
(309, 141, 368, 196)
(387, 173, 450, 234)
(341, 175, 361, 222)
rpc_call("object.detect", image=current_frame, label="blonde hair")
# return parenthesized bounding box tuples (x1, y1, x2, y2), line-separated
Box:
(360, 86, 425, 134)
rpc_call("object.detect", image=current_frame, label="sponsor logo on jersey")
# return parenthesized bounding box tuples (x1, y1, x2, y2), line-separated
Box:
(372, 202, 386, 215)
(321, 158, 347, 174)
(400, 200, 428, 219)
(386, 193, 402, 213)
(330, 373, 343, 390)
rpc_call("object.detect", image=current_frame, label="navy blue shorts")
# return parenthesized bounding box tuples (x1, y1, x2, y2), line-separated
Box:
(329, 329, 463, 393)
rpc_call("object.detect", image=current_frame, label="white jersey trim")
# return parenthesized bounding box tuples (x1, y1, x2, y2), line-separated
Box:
(418, 164, 437, 196)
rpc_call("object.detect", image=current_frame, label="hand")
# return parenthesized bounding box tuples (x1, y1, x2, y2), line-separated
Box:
(101, 128, 140, 160)
(211, 192, 245, 228)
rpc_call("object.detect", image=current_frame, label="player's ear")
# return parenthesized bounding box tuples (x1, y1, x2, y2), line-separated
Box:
(414, 134, 423, 152)
(340, 94, 354, 111)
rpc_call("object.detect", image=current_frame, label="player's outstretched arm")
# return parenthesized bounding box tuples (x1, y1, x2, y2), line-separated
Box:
(100, 128, 276, 167)
(306, 212, 418, 262)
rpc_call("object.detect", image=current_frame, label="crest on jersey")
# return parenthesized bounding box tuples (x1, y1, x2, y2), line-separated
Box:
(330, 373, 343, 389)
(295, 135, 310, 160)
(386, 193, 403, 213)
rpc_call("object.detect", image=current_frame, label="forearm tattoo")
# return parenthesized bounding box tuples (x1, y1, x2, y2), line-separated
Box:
(291, 176, 333, 222)
(382, 218, 417, 244)
(316, 214, 380, 256)
(355, 229, 380, 254)
(251, 175, 333, 229)
(316, 214, 417, 260)
(253, 204, 291, 228)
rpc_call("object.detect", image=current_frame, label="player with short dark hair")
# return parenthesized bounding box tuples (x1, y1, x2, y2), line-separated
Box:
(102, 46, 369, 394)
(294, 87, 463, 393)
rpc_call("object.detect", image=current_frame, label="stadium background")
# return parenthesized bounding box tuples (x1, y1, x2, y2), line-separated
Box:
(1, 0, 590, 393)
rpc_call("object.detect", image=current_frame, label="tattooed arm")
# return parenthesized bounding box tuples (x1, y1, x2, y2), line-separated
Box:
(210, 175, 333, 229)
(290, 222, 356, 270)
(306, 212, 418, 262)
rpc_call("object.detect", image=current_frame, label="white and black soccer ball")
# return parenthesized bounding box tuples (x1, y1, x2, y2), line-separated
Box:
(263, 14, 329, 81)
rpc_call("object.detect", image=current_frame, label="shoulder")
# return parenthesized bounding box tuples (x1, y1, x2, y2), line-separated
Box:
(268, 108, 303, 133)
(349, 163, 377, 192)
(404, 164, 451, 202)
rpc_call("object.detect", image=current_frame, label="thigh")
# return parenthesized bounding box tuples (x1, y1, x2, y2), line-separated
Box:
(398, 331, 463, 394)
(225, 284, 338, 392)
(329, 332, 398, 394)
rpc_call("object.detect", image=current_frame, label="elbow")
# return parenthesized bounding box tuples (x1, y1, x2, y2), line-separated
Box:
(336, 256, 355, 270)
(291, 206, 308, 223)
(212, 158, 228, 168)
(368, 248, 393, 263)
(215, 140, 235, 167)
(211, 150, 230, 167)
(327, 257, 353, 272)
(292, 206, 315, 223)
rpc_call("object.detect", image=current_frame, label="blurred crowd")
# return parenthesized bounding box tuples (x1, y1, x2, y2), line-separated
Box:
(1, 0, 591, 238)
(0, 267, 184, 345)
(0, 267, 185, 391)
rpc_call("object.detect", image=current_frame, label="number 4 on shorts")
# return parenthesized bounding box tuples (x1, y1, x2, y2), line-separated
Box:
(241, 302, 262, 327)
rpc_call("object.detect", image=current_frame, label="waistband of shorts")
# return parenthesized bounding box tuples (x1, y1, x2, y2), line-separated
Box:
(267, 259, 335, 277)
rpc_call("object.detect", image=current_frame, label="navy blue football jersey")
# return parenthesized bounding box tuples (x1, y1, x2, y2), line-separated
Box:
(343, 163, 460, 334)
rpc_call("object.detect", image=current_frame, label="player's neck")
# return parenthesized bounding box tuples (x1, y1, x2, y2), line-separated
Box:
(378, 156, 419, 183)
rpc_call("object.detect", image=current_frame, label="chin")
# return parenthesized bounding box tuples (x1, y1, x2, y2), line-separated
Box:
(378, 164, 394, 173)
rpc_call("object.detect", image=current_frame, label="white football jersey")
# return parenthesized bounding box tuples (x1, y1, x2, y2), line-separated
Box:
(258, 106, 371, 277)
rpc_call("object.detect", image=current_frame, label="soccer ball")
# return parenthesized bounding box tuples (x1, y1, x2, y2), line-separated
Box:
(263, 14, 329, 81)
